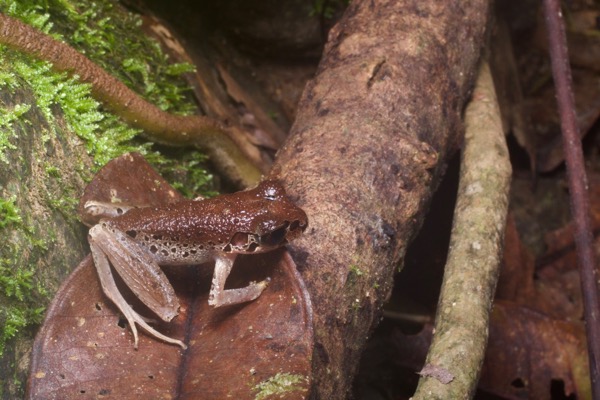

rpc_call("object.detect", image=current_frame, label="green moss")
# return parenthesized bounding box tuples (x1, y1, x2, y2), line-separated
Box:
(345, 264, 365, 289)
(349, 264, 364, 277)
(44, 164, 61, 178)
(158, 150, 218, 199)
(0, 196, 21, 229)
(254, 373, 308, 400)
(47, 195, 80, 217)
(0, 102, 31, 163)
(0, 305, 45, 356)
(0, 0, 215, 363)
(0, 253, 46, 356)
(309, 0, 349, 19)
(0, 260, 33, 302)
(0, 0, 210, 180)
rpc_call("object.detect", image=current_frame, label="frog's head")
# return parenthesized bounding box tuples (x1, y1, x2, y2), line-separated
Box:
(224, 180, 308, 254)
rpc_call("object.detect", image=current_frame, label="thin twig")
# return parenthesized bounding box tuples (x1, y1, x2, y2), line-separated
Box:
(411, 61, 511, 399)
(542, 0, 600, 396)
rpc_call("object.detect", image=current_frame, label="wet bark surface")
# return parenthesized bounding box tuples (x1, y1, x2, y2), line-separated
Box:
(269, 0, 491, 397)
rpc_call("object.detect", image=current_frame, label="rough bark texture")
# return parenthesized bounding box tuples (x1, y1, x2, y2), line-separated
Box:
(269, 1, 491, 398)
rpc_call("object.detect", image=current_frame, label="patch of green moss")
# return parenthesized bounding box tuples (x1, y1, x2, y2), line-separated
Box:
(0, 0, 215, 362)
(158, 150, 218, 199)
(349, 264, 364, 277)
(0, 203, 45, 356)
(44, 164, 61, 178)
(253, 373, 308, 400)
(0, 0, 211, 183)
(345, 263, 366, 289)
(0, 102, 31, 164)
(0, 305, 45, 356)
(309, 0, 349, 19)
(0, 196, 21, 229)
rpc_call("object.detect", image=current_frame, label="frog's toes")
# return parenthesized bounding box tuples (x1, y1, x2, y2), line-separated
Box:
(259, 277, 271, 287)
(249, 278, 270, 288)
(139, 315, 157, 324)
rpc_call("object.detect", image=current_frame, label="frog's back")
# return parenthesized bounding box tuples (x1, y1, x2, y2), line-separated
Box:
(103, 179, 308, 264)
(108, 199, 240, 245)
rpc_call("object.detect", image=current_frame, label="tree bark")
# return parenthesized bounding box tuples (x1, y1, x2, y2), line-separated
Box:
(270, 1, 491, 397)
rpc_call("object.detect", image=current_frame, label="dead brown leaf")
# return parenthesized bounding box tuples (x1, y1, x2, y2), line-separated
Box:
(496, 214, 536, 304)
(479, 301, 590, 399)
(390, 301, 591, 399)
(498, 213, 583, 321)
(77, 153, 183, 227)
(27, 153, 313, 399)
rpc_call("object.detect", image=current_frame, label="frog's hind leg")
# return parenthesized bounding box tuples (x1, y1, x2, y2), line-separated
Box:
(208, 254, 270, 307)
(89, 224, 186, 349)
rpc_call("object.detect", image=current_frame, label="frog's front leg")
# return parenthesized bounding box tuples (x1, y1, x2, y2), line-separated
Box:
(208, 253, 270, 307)
(89, 223, 186, 349)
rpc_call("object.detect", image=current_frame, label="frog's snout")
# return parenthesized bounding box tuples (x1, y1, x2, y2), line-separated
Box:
(289, 219, 307, 233)
(260, 224, 289, 247)
(259, 217, 307, 248)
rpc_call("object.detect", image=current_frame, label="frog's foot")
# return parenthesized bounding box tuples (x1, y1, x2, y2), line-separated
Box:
(209, 278, 270, 307)
(89, 227, 186, 349)
(114, 301, 187, 349)
(208, 254, 270, 307)
(122, 311, 187, 350)
(138, 315, 158, 324)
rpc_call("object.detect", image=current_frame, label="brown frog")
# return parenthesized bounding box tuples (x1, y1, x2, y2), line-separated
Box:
(84, 180, 308, 349)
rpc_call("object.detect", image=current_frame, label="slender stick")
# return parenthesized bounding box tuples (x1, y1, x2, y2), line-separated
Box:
(542, 0, 600, 396)
(412, 61, 511, 399)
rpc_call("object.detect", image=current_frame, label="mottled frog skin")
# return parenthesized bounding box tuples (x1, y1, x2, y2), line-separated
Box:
(85, 180, 307, 349)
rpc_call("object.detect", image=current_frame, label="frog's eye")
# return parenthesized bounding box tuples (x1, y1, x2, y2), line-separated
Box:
(258, 180, 285, 201)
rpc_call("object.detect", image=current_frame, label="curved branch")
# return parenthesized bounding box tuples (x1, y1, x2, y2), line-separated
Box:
(412, 62, 511, 398)
(0, 13, 262, 187)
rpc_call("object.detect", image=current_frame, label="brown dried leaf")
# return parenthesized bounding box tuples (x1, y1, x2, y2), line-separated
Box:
(496, 214, 536, 303)
(542, 172, 600, 262)
(528, 172, 600, 321)
(535, 68, 600, 172)
(391, 302, 591, 399)
(479, 301, 591, 399)
(499, 212, 584, 321)
(77, 152, 183, 226)
(28, 153, 313, 399)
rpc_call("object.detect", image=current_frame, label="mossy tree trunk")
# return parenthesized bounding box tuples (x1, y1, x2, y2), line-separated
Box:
(0, 83, 92, 398)
(0, 1, 210, 397)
